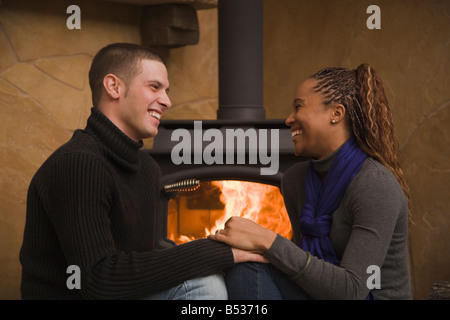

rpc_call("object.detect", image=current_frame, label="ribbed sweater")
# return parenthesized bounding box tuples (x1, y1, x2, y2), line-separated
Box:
(20, 108, 234, 300)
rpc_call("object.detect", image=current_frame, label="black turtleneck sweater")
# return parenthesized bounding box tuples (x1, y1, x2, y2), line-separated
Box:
(20, 108, 234, 300)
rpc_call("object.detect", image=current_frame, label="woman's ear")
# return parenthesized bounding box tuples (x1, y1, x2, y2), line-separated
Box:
(103, 74, 122, 100)
(330, 104, 346, 124)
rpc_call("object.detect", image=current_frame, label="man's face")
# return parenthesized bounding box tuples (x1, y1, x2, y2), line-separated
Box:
(118, 59, 171, 141)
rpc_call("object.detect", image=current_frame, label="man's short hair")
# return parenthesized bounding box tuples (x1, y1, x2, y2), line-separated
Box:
(88, 43, 166, 107)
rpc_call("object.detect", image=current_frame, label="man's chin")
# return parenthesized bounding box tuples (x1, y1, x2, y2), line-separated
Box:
(143, 129, 158, 140)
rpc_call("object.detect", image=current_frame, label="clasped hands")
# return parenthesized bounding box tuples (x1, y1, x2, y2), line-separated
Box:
(207, 216, 277, 264)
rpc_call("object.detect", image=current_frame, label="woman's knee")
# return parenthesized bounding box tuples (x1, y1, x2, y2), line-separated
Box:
(225, 262, 281, 300)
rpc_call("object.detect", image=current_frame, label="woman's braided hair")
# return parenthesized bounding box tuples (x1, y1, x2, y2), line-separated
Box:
(310, 64, 411, 222)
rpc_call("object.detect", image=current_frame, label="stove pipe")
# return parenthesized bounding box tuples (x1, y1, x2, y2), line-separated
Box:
(217, 0, 265, 120)
(149, 0, 298, 177)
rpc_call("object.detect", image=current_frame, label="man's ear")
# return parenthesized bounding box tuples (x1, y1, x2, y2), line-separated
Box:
(103, 74, 123, 100)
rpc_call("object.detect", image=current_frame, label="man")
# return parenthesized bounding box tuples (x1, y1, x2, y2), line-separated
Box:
(20, 43, 265, 299)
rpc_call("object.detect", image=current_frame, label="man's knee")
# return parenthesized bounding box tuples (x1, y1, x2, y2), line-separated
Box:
(184, 273, 228, 300)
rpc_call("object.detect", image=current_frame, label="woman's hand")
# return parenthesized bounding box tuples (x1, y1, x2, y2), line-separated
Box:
(208, 217, 277, 255)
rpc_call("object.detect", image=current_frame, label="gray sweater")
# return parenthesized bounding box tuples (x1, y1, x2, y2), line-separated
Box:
(265, 152, 412, 300)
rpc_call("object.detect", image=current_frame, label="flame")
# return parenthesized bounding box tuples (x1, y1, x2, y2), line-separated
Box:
(168, 180, 292, 244)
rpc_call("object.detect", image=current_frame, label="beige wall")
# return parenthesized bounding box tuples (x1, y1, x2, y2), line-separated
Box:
(0, 0, 448, 299)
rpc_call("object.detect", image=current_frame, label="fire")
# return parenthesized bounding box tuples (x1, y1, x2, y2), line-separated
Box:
(168, 180, 292, 244)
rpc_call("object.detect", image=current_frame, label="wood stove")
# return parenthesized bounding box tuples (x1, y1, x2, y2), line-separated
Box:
(146, 0, 304, 248)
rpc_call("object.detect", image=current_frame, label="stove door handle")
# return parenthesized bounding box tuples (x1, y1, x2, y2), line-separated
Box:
(163, 179, 200, 192)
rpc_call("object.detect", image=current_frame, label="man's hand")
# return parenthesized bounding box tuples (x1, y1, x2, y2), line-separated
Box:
(231, 248, 269, 264)
(208, 217, 277, 254)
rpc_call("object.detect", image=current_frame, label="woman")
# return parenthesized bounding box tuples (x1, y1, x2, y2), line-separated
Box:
(209, 64, 412, 300)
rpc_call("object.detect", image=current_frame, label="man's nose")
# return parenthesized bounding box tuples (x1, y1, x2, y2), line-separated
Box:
(159, 91, 172, 110)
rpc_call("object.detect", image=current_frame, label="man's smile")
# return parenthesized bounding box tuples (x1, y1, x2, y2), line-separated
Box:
(148, 110, 161, 120)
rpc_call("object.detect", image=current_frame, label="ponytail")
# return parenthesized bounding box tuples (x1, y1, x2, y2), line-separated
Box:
(355, 63, 396, 167)
(355, 64, 411, 222)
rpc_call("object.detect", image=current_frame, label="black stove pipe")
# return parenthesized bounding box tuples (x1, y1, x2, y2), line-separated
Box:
(217, 0, 265, 120)
(149, 0, 298, 177)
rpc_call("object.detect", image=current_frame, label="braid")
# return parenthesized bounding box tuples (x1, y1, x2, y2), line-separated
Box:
(311, 68, 366, 142)
(310, 64, 411, 223)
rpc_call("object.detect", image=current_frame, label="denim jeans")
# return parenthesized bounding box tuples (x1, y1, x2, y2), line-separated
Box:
(225, 262, 313, 300)
(144, 273, 228, 300)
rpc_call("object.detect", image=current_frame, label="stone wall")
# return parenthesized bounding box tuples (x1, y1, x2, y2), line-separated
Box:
(0, 0, 448, 299)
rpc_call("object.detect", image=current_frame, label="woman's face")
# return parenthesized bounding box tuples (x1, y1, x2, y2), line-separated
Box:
(285, 78, 337, 160)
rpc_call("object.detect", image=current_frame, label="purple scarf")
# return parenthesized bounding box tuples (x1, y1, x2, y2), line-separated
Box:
(299, 136, 367, 265)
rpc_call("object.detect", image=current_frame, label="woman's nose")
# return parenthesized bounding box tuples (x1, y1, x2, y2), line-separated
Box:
(285, 112, 294, 127)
